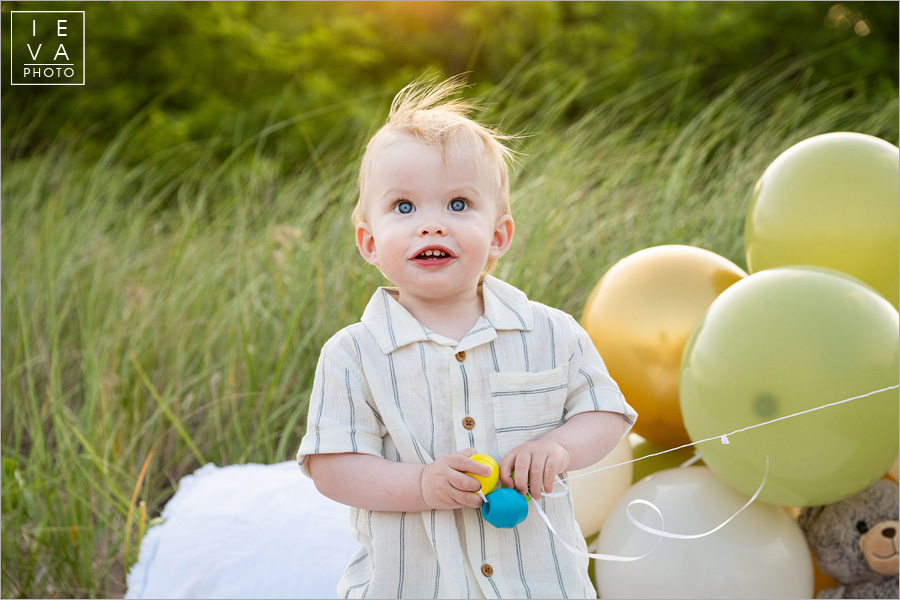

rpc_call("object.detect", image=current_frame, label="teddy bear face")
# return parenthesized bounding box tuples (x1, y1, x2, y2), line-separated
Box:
(800, 480, 899, 585)
(859, 518, 899, 577)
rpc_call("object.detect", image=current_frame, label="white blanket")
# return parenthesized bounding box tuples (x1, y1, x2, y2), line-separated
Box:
(126, 461, 360, 599)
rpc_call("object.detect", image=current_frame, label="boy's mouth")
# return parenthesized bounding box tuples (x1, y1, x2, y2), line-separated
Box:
(415, 249, 451, 260)
(412, 246, 455, 266)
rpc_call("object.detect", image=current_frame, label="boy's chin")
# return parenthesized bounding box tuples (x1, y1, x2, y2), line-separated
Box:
(397, 277, 482, 298)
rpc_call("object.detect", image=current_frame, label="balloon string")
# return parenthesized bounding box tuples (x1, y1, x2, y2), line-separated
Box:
(625, 455, 769, 540)
(678, 453, 703, 468)
(534, 455, 769, 561)
(558, 384, 898, 485)
(532, 478, 664, 562)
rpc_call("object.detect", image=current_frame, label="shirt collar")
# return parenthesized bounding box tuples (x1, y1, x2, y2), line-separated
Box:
(361, 275, 534, 355)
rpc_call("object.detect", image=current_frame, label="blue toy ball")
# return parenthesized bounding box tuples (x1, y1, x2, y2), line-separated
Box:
(482, 488, 529, 528)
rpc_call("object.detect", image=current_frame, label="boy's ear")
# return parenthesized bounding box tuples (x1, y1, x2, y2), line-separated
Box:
(356, 223, 379, 267)
(489, 215, 514, 260)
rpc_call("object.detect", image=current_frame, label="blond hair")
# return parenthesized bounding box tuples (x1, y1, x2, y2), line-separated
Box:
(353, 75, 517, 277)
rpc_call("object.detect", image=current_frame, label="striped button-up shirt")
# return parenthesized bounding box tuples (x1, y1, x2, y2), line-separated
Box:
(297, 276, 636, 599)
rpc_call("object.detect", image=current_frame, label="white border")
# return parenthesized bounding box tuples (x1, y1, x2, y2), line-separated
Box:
(11, 11, 86, 86)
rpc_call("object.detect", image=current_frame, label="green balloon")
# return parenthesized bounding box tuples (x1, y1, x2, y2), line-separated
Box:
(745, 132, 899, 309)
(630, 435, 701, 484)
(680, 267, 899, 506)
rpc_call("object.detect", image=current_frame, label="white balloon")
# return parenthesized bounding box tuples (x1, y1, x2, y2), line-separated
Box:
(568, 435, 633, 537)
(595, 467, 813, 599)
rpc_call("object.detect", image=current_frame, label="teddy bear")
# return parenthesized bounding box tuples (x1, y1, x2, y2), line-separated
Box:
(798, 479, 899, 599)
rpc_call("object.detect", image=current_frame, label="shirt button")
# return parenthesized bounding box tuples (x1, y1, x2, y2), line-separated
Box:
(455, 351, 466, 362)
(481, 563, 494, 577)
(462, 416, 476, 430)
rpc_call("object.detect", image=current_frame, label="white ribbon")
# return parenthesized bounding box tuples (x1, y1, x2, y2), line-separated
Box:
(531, 456, 770, 561)
(625, 456, 769, 541)
(532, 490, 663, 562)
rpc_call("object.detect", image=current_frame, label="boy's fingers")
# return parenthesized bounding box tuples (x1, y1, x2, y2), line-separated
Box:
(499, 454, 516, 488)
(453, 454, 492, 477)
(513, 454, 531, 497)
(469, 458, 493, 477)
(451, 470, 482, 493)
(529, 455, 546, 500)
(544, 452, 564, 495)
(449, 486, 482, 508)
(543, 468, 556, 496)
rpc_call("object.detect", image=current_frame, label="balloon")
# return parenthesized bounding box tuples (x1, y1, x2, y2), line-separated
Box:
(468, 454, 499, 496)
(568, 434, 633, 537)
(482, 488, 529, 529)
(629, 433, 700, 484)
(680, 267, 899, 507)
(581, 246, 746, 448)
(745, 132, 899, 308)
(595, 467, 813, 599)
(887, 456, 899, 484)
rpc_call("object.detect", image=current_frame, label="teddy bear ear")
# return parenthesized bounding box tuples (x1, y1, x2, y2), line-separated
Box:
(798, 505, 826, 533)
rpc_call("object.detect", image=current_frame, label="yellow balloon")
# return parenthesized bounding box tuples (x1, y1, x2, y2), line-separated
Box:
(581, 245, 746, 448)
(468, 454, 499, 496)
(568, 435, 633, 537)
(745, 132, 900, 308)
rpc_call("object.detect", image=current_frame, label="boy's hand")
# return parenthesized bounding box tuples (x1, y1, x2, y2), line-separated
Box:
(500, 440, 570, 501)
(420, 448, 493, 510)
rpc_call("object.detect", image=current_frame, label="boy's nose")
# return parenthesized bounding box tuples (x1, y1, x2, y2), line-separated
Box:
(418, 212, 446, 236)
(419, 224, 444, 235)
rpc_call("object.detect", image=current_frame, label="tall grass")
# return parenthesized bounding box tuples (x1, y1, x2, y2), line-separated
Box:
(2, 61, 897, 597)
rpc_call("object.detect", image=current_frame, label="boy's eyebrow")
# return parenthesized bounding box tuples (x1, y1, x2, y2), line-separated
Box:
(377, 187, 415, 200)
(377, 185, 484, 200)
(447, 186, 481, 198)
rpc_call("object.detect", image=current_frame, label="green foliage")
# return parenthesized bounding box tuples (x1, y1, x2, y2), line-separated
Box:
(2, 1, 897, 169)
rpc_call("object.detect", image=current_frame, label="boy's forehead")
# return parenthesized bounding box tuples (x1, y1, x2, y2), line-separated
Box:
(371, 131, 494, 177)
(376, 130, 474, 156)
(374, 145, 494, 200)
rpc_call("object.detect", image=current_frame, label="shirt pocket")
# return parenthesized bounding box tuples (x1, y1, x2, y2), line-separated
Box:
(490, 365, 569, 457)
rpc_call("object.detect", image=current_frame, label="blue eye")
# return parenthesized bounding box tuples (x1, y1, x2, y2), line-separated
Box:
(449, 198, 467, 212)
(396, 201, 414, 214)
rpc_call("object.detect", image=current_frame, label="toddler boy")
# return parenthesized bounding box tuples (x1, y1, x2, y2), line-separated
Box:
(297, 75, 637, 598)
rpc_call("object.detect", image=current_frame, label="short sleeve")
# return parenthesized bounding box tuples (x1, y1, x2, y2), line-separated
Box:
(296, 333, 386, 478)
(562, 314, 637, 431)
